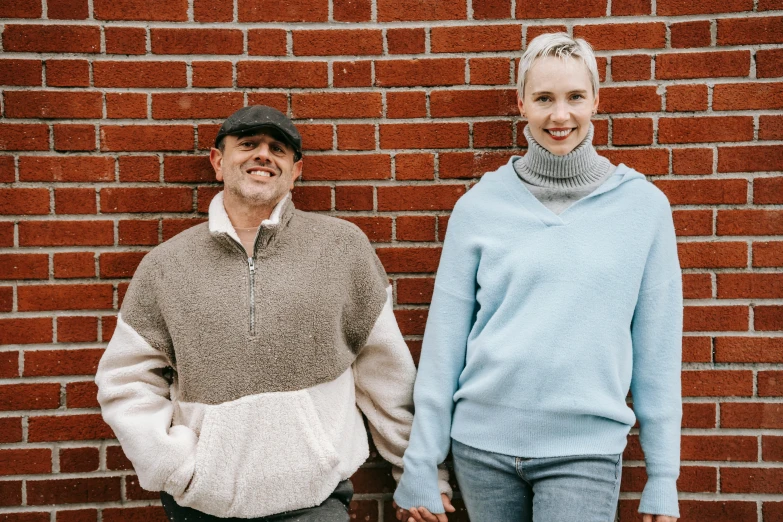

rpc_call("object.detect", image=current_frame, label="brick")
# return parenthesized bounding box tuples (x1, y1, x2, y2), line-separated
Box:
(101, 187, 193, 213)
(681, 435, 757, 461)
(386, 28, 425, 55)
(377, 0, 466, 21)
(470, 57, 511, 85)
(474, 121, 513, 148)
(378, 186, 466, 211)
(574, 23, 665, 50)
(656, 179, 747, 205)
(611, 55, 651, 82)
(716, 337, 783, 363)
(338, 125, 375, 151)
(397, 278, 435, 304)
(0, 59, 42, 86)
(598, 86, 660, 114)
(682, 370, 753, 396)
(290, 186, 331, 212)
(517, 0, 605, 18)
(333, 61, 372, 88)
(334, 0, 371, 21)
(162, 219, 205, 241)
(106, 93, 147, 119)
(722, 402, 783, 428)
(0, 418, 23, 444)
(0, 449, 51, 476)
(0, 124, 49, 151)
(0, 383, 60, 411)
(238, 61, 328, 88)
(430, 89, 517, 117)
(106, 446, 133, 471)
(526, 24, 569, 42)
(0, 254, 48, 280)
(298, 124, 333, 151)
(722, 468, 783, 494)
(673, 149, 713, 175)
(335, 186, 372, 211)
(18, 285, 113, 312)
(713, 83, 783, 111)
(192, 62, 234, 88)
(94, 0, 187, 20)
(376, 247, 442, 273)
(719, 146, 783, 173)
(718, 16, 783, 45)
(102, 316, 118, 341)
(683, 332, 712, 360)
(474, 0, 511, 18)
(0, 188, 50, 215)
(395, 309, 428, 335)
(104, 27, 146, 55)
(758, 49, 783, 78)
(0, 0, 41, 17)
(760, 115, 783, 141)
(759, 371, 783, 397)
(612, 0, 651, 14)
(53, 125, 96, 152)
(612, 118, 652, 146)
(666, 84, 708, 112)
(163, 156, 214, 183)
(4, 91, 102, 119)
(671, 21, 712, 49)
(245, 94, 289, 114)
(58, 188, 98, 215)
(0, 223, 13, 248)
(0, 352, 19, 378)
(152, 93, 244, 120)
(20, 156, 114, 182)
(46, 60, 89, 87)
(57, 316, 98, 342)
(439, 151, 512, 178)
(103, 506, 168, 522)
(683, 305, 748, 332)
(301, 155, 390, 181)
(375, 59, 465, 87)
(397, 216, 436, 242)
(94, 61, 187, 88)
(0, 319, 53, 345)
(656, 51, 750, 80)
(243, 30, 287, 57)
(683, 402, 717, 428)
(754, 241, 783, 267)
(57, 510, 97, 522)
(60, 448, 99, 473)
(119, 156, 159, 182)
(763, 436, 783, 461)
(432, 25, 521, 53)
(197, 186, 221, 212)
(125, 475, 159, 500)
(152, 28, 243, 55)
(194, 0, 232, 21)
(597, 149, 669, 175)
(340, 217, 391, 243)
(293, 93, 382, 119)
(0, 480, 22, 506)
(658, 0, 752, 14)
(717, 210, 783, 235)
(28, 414, 114, 442)
(761, 0, 783, 8)
(623, 466, 716, 493)
(764, 502, 783, 522)
(3, 25, 100, 53)
(386, 92, 427, 119)
(27, 477, 121, 504)
(380, 123, 469, 149)
(238, 0, 327, 22)
(719, 274, 783, 299)
(100, 252, 147, 278)
(66, 381, 99, 409)
(53, 252, 96, 278)
(0, 156, 12, 183)
(756, 305, 783, 331)
(119, 220, 159, 245)
(101, 125, 194, 152)
(293, 30, 382, 56)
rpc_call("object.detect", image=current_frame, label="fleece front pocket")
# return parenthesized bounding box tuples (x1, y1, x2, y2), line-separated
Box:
(175, 390, 341, 518)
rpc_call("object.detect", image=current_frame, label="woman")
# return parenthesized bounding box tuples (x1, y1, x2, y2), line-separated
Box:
(393, 33, 682, 522)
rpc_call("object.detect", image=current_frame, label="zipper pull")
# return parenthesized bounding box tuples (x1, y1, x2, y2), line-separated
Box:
(248, 257, 255, 273)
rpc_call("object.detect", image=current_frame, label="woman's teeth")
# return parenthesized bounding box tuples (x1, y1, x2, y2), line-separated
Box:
(548, 129, 572, 137)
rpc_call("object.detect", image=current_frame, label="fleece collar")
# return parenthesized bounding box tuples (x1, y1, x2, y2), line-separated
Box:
(208, 191, 294, 253)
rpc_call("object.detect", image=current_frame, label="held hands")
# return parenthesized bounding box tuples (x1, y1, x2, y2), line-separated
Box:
(393, 494, 455, 522)
(643, 515, 678, 522)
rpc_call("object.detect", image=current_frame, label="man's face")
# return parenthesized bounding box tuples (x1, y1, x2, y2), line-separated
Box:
(210, 130, 302, 211)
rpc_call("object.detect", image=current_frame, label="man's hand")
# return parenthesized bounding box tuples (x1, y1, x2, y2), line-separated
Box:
(393, 494, 455, 522)
(642, 514, 678, 522)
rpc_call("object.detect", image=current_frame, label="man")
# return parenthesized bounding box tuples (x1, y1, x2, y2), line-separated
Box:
(95, 106, 451, 521)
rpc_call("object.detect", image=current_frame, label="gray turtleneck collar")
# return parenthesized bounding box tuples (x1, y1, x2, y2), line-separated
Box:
(513, 123, 615, 214)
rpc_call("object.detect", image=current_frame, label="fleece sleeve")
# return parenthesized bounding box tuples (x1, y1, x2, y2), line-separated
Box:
(630, 202, 684, 518)
(393, 200, 480, 513)
(353, 286, 452, 498)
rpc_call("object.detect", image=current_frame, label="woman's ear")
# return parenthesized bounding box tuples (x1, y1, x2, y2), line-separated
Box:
(517, 93, 526, 118)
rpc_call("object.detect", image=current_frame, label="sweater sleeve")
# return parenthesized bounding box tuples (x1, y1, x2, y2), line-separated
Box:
(394, 200, 480, 513)
(630, 202, 683, 518)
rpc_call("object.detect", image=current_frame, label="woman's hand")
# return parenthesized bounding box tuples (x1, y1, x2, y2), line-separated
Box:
(643, 515, 677, 522)
(393, 494, 455, 522)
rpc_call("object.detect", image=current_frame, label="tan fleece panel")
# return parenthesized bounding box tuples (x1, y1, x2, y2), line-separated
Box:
(120, 201, 388, 404)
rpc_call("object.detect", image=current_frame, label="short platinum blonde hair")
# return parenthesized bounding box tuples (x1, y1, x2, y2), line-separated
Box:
(517, 32, 600, 98)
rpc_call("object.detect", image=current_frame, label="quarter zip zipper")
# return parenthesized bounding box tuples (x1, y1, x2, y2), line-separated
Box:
(248, 256, 256, 336)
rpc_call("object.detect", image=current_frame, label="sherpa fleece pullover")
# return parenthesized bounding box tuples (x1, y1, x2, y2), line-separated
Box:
(394, 159, 683, 518)
(96, 192, 450, 519)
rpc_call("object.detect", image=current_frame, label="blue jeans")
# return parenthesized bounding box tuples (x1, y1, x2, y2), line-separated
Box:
(452, 439, 622, 522)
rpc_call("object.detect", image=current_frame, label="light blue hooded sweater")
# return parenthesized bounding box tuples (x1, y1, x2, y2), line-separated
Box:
(394, 158, 683, 517)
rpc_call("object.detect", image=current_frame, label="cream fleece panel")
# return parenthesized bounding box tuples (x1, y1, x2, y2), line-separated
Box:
(95, 315, 197, 497)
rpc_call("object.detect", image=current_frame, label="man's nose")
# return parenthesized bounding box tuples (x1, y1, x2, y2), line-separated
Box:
(253, 143, 271, 161)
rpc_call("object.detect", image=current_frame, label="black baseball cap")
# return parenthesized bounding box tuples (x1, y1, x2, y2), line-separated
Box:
(214, 105, 302, 161)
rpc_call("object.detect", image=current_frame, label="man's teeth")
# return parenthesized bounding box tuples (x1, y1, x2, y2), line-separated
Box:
(549, 129, 572, 137)
(249, 171, 272, 177)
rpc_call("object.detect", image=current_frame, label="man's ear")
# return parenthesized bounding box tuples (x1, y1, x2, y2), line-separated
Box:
(290, 159, 303, 190)
(210, 148, 224, 182)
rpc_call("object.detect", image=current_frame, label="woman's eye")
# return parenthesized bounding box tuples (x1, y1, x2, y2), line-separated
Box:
(571, 94, 584, 100)
(536, 96, 550, 102)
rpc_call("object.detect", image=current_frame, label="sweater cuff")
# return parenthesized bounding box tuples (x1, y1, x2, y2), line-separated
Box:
(394, 460, 445, 513)
(639, 475, 679, 518)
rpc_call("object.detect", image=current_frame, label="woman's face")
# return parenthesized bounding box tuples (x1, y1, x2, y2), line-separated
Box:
(518, 56, 599, 156)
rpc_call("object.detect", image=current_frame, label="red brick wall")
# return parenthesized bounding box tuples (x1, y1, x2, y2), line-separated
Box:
(1, 1, 782, 520)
